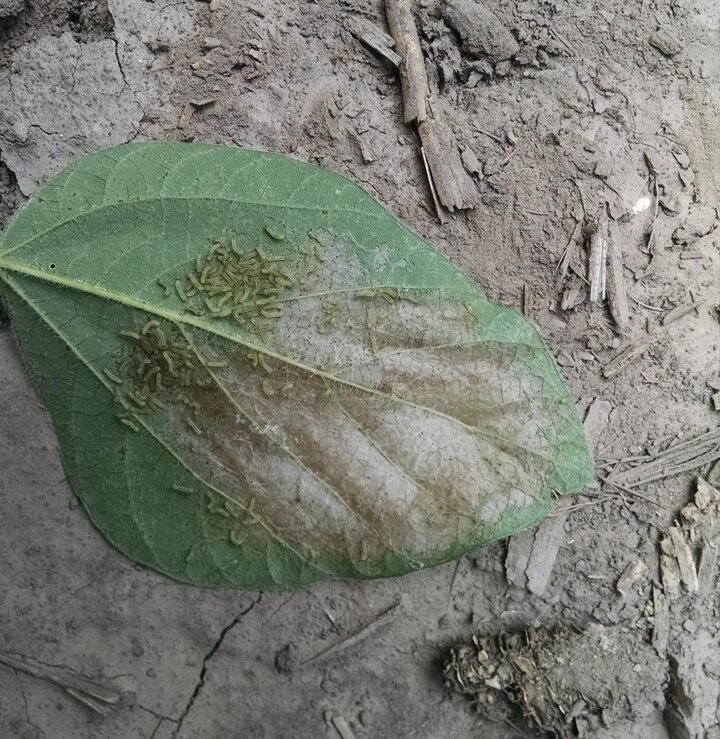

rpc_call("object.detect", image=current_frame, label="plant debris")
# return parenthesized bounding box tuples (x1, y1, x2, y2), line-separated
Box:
(346, 16, 402, 67)
(0, 650, 123, 716)
(607, 430, 720, 488)
(444, 625, 664, 738)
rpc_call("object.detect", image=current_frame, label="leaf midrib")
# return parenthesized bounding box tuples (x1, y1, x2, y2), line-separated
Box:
(0, 263, 554, 463)
(0, 194, 383, 260)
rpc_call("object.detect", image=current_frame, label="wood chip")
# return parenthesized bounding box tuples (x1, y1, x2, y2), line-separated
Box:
(651, 586, 669, 657)
(643, 150, 662, 177)
(713, 391, 720, 412)
(560, 278, 585, 311)
(556, 220, 582, 281)
(331, 715, 357, 739)
(649, 28, 682, 57)
(602, 342, 649, 379)
(583, 398, 613, 449)
(177, 98, 216, 129)
(679, 246, 703, 260)
(348, 129, 377, 163)
(522, 283, 533, 316)
(708, 461, 720, 487)
(177, 102, 196, 129)
(697, 540, 718, 595)
(346, 16, 402, 67)
(694, 477, 717, 511)
(660, 546, 681, 595)
(524, 510, 568, 596)
(461, 146, 482, 176)
(505, 531, 534, 590)
(616, 560, 647, 596)
(418, 119, 477, 211)
(669, 526, 699, 593)
(506, 400, 604, 594)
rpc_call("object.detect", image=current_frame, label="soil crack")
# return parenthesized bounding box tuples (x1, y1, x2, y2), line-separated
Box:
(16, 674, 47, 738)
(172, 596, 261, 738)
(112, 37, 128, 87)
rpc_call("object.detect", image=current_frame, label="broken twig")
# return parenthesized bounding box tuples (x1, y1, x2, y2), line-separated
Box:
(300, 601, 401, 667)
(0, 651, 122, 716)
(662, 302, 703, 326)
(602, 342, 649, 379)
(385, 0, 476, 214)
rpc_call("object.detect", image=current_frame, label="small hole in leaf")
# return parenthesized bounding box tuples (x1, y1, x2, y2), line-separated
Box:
(49, 263, 56, 270)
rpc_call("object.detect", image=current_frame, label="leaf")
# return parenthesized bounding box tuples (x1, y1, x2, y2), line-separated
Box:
(0, 143, 593, 588)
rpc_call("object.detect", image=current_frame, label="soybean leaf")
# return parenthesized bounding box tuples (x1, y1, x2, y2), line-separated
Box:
(0, 143, 592, 588)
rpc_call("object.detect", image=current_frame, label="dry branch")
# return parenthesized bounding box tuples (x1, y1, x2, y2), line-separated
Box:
(420, 145, 445, 223)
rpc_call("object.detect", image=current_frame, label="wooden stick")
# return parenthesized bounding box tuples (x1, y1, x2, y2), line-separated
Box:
(384, 0, 429, 124)
(588, 214, 608, 302)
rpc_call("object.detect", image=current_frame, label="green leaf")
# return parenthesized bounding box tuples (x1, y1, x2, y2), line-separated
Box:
(0, 143, 593, 588)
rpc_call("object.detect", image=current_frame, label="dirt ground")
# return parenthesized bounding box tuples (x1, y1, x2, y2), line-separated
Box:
(1, 0, 719, 737)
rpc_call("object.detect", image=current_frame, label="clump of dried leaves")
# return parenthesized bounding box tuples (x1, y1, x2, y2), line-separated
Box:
(444, 627, 606, 738)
